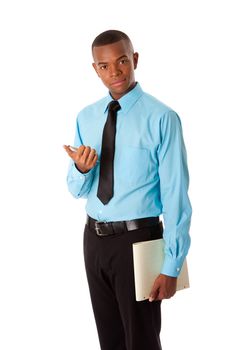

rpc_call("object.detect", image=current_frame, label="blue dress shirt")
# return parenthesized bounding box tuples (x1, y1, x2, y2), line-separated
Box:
(66, 83, 192, 277)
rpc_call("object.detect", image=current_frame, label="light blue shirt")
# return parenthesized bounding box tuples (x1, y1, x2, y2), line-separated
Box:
(66, 83, 192, 277)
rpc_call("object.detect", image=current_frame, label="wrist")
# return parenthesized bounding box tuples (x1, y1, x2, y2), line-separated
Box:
(74, 163, 88, 174)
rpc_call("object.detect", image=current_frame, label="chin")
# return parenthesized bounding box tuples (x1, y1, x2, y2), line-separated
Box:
(110, 83, 132, 97)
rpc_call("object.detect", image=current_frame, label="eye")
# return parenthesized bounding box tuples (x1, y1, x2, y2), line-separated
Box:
(99, 65, 107, 70)
(119, 59, 129, 64)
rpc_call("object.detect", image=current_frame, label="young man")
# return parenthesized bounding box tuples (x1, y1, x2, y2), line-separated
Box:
(64, 30, 192, 350)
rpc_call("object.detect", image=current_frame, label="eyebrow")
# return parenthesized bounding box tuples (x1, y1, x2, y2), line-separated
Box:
(97, 55, 128, 66)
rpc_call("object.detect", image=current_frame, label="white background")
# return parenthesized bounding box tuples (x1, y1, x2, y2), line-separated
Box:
(0, 0, 232, 349)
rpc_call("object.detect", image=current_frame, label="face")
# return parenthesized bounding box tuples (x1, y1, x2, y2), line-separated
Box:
(92, 40, 139, 100)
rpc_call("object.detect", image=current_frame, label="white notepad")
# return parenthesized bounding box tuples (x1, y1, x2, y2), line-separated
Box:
(132, 238, 190, 301)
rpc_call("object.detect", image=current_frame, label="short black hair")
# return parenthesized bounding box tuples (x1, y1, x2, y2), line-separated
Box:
(92, 30, 133, 51)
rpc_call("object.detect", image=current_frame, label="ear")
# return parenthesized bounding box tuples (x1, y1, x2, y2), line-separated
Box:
(92, 62, 100, 77)
(133, 52, 139, 70)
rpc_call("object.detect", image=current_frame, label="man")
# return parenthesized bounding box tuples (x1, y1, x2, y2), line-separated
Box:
(64, 30, 192, 350)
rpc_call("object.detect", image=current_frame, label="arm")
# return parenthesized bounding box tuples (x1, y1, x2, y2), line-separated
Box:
(149, 110, 192, 301)
(64, 117, 98, 199)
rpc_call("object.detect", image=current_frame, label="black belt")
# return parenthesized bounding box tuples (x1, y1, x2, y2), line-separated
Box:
(86, 215, 161, 236)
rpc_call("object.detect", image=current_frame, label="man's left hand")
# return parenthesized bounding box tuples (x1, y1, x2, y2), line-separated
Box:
(149, 274, 177, 302)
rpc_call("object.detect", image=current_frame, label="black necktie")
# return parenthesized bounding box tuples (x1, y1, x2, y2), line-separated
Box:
(97, 100, 121, 204)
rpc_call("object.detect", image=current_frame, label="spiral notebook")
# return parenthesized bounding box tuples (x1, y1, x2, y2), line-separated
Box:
(132, 238, 189, 301)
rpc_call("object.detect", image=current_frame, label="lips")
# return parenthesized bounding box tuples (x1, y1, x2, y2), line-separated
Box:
(111, 79, 126, 87)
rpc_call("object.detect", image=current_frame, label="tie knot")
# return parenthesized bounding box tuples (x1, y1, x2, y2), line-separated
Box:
(108, 100, 121, 113)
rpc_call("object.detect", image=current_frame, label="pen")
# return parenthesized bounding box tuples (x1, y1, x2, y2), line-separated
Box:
(69, 146, 78, 151)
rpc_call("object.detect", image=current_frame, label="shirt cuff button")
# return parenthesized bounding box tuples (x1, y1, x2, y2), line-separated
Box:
(176, 267, 180, 272)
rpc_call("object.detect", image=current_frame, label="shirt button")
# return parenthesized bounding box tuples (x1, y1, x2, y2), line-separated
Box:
(79, 176, 83, 180)
(176, 267, 180, 272)
(99, 210, 102, 214)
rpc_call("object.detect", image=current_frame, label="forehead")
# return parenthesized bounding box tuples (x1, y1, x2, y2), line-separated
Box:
(92, 40, 132, 63)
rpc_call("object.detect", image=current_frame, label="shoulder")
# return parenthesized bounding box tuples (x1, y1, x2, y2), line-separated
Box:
(139, 90, 173, 115)
(140, 89, 180, 124)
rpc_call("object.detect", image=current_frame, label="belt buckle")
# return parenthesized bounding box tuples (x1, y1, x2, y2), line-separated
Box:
(95, 221, 107, 236)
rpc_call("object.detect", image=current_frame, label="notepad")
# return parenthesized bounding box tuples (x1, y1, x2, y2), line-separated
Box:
(132, 238, 190, 301)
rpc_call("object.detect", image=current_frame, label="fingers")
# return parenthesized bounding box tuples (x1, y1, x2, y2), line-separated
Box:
(64, 145, 95, 159)
(63, 145, 98, 172)
(63, 145, 84, 161)
(76, 145, 86, 157)
(149, 287, 165, 302)
(149, 274, 177, 302)
(82, 146, 92, 162)
(149, 284, 160, 302)
(79, 146, 97, 164)
(63, 145, 76, 157)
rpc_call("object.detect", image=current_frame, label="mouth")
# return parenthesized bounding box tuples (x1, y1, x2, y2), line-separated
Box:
(111, 79, 126, 87)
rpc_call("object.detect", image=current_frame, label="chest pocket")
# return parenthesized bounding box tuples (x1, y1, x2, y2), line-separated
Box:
(116, 146, 151, 185)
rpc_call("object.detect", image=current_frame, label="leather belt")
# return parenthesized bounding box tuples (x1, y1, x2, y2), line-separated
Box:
(86, 215, 161, 237)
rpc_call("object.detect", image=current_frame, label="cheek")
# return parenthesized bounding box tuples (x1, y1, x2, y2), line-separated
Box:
(98, 71, 108, 81)
(98, 73, 110, 86)
(124, 64, 134, 77)
(125, 69, 135, 82)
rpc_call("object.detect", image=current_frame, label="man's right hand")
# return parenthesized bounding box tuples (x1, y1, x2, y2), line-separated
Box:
(63, 145, 98, 173)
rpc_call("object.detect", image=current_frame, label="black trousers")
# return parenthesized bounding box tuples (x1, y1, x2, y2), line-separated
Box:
(83, 220, 163, 350)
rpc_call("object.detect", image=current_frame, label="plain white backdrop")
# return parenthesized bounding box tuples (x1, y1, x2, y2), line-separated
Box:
(0, 0, 232, 349)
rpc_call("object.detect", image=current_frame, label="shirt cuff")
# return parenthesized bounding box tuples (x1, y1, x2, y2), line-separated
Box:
(160, 254, 185, 277)
(69, 162, 95, 182)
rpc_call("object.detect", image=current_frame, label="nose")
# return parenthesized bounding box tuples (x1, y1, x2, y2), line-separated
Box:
(109, 63, 121, 77)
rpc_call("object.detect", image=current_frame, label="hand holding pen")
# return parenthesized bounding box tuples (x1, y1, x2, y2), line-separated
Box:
(63, 145, 98, 173)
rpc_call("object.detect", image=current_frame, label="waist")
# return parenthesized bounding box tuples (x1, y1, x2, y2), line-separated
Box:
(86, 215, 161, 237)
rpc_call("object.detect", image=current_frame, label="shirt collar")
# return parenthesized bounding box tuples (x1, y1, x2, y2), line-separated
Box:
(103, 82, 143, 114)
